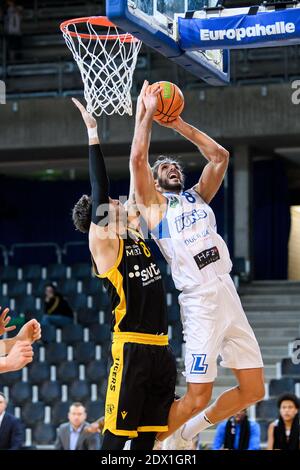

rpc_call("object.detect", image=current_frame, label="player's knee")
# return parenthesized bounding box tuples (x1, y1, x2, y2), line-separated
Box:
(188, 390, 212, 415)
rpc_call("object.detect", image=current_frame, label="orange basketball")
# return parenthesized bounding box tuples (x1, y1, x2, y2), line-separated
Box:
(151, 81, 184, 123)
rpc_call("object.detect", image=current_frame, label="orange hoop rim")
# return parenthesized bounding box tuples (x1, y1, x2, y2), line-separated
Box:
(60, 16, 140, 42)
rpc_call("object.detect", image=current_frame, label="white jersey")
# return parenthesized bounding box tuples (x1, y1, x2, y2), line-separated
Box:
(151, 188, 232, 291)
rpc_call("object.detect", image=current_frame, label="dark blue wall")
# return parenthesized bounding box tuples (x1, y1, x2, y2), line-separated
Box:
(0, 171, 232, 265)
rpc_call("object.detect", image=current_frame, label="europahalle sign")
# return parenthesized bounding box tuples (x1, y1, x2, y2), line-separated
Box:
(178, 7, 300, 50)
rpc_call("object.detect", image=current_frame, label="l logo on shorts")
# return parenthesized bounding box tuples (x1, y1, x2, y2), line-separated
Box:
(190, 354, 208, 374)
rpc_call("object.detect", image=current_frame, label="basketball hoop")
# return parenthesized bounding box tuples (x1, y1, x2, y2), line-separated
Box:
(60, 16, 142, 116)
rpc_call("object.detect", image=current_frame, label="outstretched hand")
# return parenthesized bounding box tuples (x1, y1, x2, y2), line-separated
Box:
(0, 307, 16, 336)
(143, 82, 161, 117)
(72, 98, 97, 129)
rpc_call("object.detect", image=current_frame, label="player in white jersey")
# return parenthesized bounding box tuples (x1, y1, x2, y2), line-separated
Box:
(130, 81, 264, 446)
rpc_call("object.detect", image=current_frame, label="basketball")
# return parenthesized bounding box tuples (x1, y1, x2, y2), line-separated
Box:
(151, 81, 184, 123)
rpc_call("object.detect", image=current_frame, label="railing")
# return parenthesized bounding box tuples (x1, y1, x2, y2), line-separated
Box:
(9, 242, 62, 264)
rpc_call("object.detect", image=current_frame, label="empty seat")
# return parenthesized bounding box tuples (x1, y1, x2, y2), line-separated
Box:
(31, 279, 46, 296)
(170, 338, 182, 358)
(51, 401, 72, 426)
(86, 400, 105, 422)
(69, 293, 88, 310)
(82, 278, 100, 296)
(0, 296, 11, 309)
(69, 380, 90, 401)
(41, 324, 56, 343)
(0, 266, 18, 282)
(46, 343, 68, 365)
(40, 381, 61, 404)
(28, 362, 50, 385)
(77, 308, 99, 326)
(157, 260, 167, 276)
(73, 342, 95, 364)
(33, 423, 56, 445)
(4, 281, 28, 297)
(60, 279, 78, 296)
(168, 304, 180, 324)
(89, 324, 111, 344)
(86, 360, 107, 383)
(259, 420, 270, 443)
(22, 402, 45, 427)
(46, 264, 67, 280)
(10, 382, 32, 405)
(172, 321, 183, 339)
(164, 275, 177, 293)
(269, 377, 295, 397)
(92, 294, 110, 310)
(71, 263, 92, 279)
(61, 323, 83, 345)
(57, 361, 79, 384)
(281, 358, 300, 378)
(16, 296, 37, 314)
(22, 265, 42, 281)
(98, 379, 107, 399)
(0, 370, 22, 386)
(256, 399, 278, 420)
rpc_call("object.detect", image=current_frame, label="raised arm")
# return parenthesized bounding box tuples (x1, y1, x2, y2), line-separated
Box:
(130, 82, 167, 229)
(157, 117, 229, 204)
(72, 99, 119, 274)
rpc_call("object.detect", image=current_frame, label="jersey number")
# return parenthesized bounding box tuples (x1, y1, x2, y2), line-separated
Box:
(182, 191, 196, 204)
(139, 241, 151, 258)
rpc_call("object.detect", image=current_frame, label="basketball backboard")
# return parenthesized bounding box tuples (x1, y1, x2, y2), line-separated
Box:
(106, 0, 230, 86)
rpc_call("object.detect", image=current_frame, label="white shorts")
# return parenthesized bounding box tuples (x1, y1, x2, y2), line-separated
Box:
(178, 273, 263, 383)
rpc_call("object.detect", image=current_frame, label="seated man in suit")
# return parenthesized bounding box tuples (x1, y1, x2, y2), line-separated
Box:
(55, 402, 100, 450)
(0, 392, 24, 449)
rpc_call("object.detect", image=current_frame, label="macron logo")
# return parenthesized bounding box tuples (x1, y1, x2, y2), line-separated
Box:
(200, 21, 296, 42)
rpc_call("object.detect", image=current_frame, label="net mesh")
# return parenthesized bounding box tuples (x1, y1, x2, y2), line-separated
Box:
(62, 19, 142, 116)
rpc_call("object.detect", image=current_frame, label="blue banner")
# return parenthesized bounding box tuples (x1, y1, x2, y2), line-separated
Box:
(178, 8, 300, 50)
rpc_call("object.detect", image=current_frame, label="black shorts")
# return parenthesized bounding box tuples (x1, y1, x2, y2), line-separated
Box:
(103, 335, 177, 438)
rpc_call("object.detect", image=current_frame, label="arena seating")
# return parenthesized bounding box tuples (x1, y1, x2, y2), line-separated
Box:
(0, 258, 184, 447)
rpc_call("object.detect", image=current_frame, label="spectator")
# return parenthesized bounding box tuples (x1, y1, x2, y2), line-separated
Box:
(267, 393, 300, 450)
(0, 392, 24, 449)
(212, 409, 261, 450)
(42, 283, 73, 327)
(3, 0, 23, 62)
(54, 402, 100, 450)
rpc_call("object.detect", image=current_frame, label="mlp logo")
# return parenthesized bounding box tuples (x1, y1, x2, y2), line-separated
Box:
(190, 354, 208, 375)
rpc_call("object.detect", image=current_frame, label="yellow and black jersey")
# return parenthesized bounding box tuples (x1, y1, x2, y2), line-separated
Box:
(93, 228, 168, 336)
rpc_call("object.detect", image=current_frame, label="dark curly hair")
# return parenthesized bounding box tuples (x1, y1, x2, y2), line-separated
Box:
(72, 194, 92, 233)
(277, 393, 300, 409)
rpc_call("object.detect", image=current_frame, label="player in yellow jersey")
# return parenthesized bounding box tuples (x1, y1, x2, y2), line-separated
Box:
(72, 95, 176, 450)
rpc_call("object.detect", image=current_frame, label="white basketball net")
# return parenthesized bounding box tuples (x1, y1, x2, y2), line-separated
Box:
(62, 19, 142, 116)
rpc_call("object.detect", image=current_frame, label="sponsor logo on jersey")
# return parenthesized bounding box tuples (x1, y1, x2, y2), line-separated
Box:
(128, 263, 161, 286)
(194, 246, 220, 270)
(175, 209, 207, 233)
(106, 404, 115, 414)
(184, 229, 210, 246)
(169, 196, 180, 209)
(190, 354, 208, 375)
(125, 244, 142, 257)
